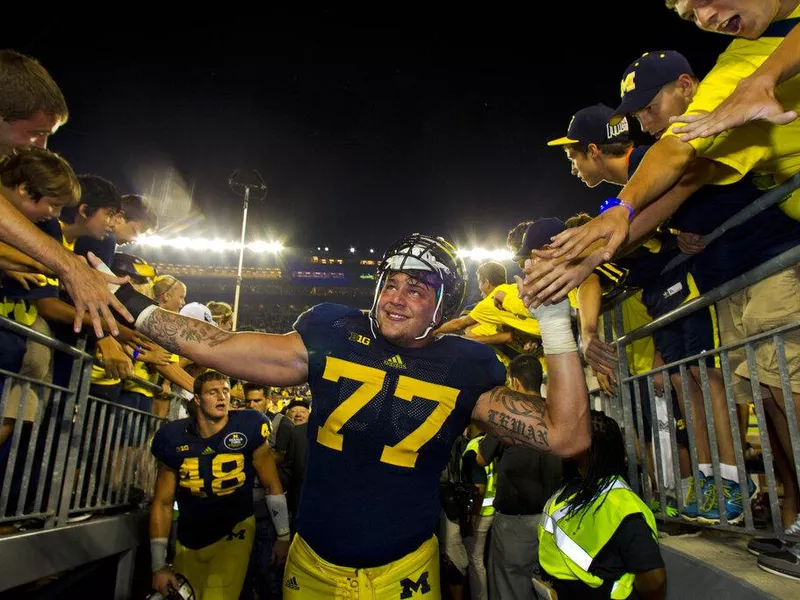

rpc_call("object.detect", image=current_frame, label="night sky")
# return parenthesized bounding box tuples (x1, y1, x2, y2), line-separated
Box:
(6, 7, 729, 254)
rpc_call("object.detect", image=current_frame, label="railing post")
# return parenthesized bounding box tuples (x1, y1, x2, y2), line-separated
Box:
(53, 337, 93, 528)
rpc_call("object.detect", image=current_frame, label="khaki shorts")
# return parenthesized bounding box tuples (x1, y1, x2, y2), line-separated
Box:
(717, 266, 800, 401)
(4, 316, 52, 422)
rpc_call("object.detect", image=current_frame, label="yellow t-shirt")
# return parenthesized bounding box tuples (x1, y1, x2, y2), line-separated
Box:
(663, 7, 800, 218)
(469, 283, 541, 337)
(124, 359, 158, 397)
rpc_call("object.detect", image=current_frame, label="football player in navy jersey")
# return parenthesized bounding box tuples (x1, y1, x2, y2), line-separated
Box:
(100, 233, 590, 599)
(149, 369, 289, 600)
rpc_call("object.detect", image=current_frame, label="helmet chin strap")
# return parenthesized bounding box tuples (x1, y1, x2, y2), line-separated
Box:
(368, 271, 386, 339)
(414, 282, 444, 340)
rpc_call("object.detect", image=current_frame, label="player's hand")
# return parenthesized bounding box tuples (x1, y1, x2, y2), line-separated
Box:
(669, 74, 798, 142)
(152, 567, 180, 597)
(676, 232, 705, 255)
(4, 271, 46, 291)
(537, 206, 630, 263)
(271, 539, 290, 565)
(582, 335, 617, 378)
(97, 337, 134, 380)
(515, 252, 602, 308)
(64, 252, 132, 337)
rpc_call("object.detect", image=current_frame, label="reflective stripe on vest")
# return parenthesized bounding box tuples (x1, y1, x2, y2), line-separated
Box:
(539, 476, 658, 599)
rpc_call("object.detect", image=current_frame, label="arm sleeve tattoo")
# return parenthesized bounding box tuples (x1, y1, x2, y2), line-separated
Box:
(139, 308, 234, 356)
(475, 386, 549, 451)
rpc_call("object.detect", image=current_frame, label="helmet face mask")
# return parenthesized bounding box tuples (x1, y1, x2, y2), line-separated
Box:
(370, 233, 466, 341)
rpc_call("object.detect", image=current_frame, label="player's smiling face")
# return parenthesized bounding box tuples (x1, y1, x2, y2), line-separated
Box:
(673, 0, 781, 39)
(376, 271, 440, 348)
(195, 378, 231, 420)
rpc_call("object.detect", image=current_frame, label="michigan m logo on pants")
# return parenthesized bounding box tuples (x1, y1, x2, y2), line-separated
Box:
(400, 571, 431, 598)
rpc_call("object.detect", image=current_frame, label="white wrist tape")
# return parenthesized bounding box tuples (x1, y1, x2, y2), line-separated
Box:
(266, 493, 290, 537)
(530, 300, 577, 355)
(150, 537, 168, 572)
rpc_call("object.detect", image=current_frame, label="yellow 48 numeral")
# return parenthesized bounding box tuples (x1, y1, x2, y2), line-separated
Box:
(317, 356, 459, 468)
(179, 453, 246, 497)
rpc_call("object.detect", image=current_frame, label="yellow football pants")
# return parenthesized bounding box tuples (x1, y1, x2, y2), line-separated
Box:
(283, 533, 441, 599)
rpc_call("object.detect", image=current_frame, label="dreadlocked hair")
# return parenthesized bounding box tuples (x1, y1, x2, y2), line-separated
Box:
(562, 410, 627, 525)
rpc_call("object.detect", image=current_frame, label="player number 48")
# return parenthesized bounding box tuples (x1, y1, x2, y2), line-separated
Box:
(179, 453, 246, 497)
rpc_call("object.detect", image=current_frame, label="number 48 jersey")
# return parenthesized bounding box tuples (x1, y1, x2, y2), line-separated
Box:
(293, 303, 506, 568)
(151, 409, 270, 549)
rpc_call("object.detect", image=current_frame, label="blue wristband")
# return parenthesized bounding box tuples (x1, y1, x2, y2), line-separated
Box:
(599, 197, 635, 221)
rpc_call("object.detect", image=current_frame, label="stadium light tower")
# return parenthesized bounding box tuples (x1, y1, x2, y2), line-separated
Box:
(228, 170, 267, 330)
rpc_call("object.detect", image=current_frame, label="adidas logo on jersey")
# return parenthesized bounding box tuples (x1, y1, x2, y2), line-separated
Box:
(384, 354, 406, 369)
(202, 447, 215, 455)
(284, 576, 300, 590)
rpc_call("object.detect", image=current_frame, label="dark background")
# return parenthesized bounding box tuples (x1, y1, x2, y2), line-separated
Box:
(5, 6, 729, 254)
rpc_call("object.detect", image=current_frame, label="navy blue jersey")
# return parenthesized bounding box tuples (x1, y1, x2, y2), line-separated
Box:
(151, 409, 270, 549)
(74, 234, 116, 267)
(293, 303, 506, 567)
(630, 145, 800, 291)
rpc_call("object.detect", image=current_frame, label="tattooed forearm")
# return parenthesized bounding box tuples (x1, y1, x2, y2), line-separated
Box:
(474, 386, 549, 450)
(139, 308, 234, 356)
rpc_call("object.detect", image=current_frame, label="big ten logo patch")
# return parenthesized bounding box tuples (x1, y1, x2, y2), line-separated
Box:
(349, 331, 371, 346)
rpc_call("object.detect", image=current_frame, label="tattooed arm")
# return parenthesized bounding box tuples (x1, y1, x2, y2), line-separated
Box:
(137, 308, 309, 386)
(471, 353, 591, 457)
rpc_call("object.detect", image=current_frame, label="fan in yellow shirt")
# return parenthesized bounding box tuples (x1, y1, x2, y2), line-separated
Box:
(434, 262, 544, 367)
(537, 0, 800, 291)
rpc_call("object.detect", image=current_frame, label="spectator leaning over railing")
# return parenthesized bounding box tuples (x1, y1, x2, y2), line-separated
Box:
(0, 148, 80, 451)
(0, 49, 131, 335)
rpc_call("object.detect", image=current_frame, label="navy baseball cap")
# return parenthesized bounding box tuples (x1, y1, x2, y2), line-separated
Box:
(547, 104, 630, 147)
(513, 218, 565, 260)
(611, 51, 695, 124)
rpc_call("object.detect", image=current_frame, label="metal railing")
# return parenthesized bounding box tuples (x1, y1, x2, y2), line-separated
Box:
(599, 174, 800, 543)
(0, 314, 179, 529)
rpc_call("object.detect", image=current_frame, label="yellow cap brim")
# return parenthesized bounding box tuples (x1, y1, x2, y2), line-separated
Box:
(546, 136, 579, 147)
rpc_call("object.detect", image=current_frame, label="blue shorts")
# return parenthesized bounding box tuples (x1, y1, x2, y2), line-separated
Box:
(653, 308, 720, 374)
(0, 327, 26, 394)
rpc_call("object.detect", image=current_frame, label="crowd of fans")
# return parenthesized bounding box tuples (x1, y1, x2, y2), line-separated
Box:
(2, 3, 800, 596)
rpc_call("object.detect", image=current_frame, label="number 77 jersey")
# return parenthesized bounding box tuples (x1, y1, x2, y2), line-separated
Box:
(293, 303, 506, 568)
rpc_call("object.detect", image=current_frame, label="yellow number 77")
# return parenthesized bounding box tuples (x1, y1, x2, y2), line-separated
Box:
(316, 356, 460, 468)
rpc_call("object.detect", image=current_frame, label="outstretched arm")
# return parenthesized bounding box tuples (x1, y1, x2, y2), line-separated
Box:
(471, 299, 590, 457)
(671, 21, 800, 141)
(0, 194, 132, 336)
(434, 314, 477, 335)
(137, 307, 309, 386)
